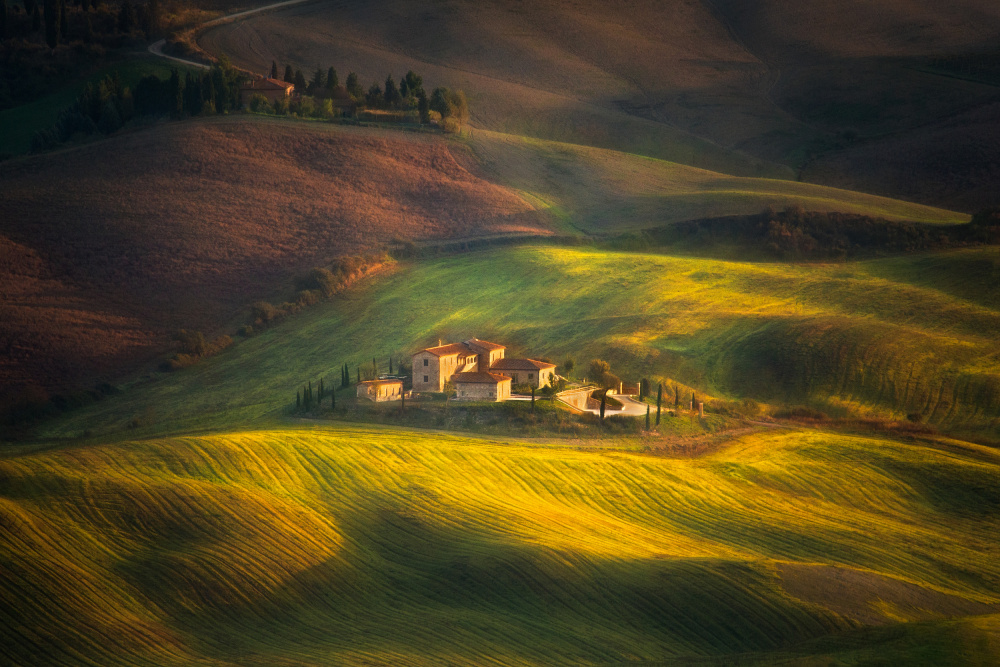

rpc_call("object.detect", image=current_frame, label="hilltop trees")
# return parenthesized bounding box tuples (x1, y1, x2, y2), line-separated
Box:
(588, 359, 620, 390)
(43, 0, 56, 47)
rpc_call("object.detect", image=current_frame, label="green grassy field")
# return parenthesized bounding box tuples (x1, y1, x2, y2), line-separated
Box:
(38, 244, 1000, 441)
(2, 424, 998, 665)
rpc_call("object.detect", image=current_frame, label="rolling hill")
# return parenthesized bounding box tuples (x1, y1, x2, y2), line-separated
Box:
(1, 424, 998, 665)
(0, 116, 546, 412)
(197, 0, 1000, 211)
(2, 114, 965, 421)
(36, 244, 1000, 441)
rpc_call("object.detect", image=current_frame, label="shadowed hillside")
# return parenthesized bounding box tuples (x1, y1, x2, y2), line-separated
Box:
(0, 116, 545, 410)
(199, 0, 1000, 210)
(1, 425, 998, 665)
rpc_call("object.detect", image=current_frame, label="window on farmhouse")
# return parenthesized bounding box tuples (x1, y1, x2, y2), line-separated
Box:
(424, 376, 429, 383)
(424, 359, 428, 366)
(528, 373, 533, 380)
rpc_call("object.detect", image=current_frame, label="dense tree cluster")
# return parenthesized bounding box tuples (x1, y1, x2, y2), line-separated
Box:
(30, 59, 244, 151)
(259, 62, 467, 130)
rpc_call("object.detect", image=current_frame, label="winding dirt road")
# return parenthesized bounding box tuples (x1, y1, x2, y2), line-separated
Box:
(147, 0, 314, 70)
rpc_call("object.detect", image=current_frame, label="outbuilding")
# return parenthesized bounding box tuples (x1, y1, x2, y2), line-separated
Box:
(356, 379, 403, 402)
(489, 358, 557, 389)
(452, 372, 512, 402)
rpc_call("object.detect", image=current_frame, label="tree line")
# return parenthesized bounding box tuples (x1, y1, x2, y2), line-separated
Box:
(0, 0, 160, 46)
(256, 60, 469, 130)
(31, 58, 243, 151)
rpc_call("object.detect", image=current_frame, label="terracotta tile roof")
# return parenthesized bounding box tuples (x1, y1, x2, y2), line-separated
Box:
(463, 338, 506, 352)
(358, 379, 402, 387)
(243, 78, 295, 92)
(452, 372, 511, 384)
(422, 343, 474, 357)
(490, 358, 556, 371)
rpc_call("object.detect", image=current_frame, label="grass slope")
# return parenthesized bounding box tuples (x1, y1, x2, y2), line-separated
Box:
(465, 130, 966, 234)
(39, 245, 1000, 441)
(2, 424, 998, 665)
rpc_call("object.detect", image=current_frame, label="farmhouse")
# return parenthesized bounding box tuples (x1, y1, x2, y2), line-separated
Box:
(453, 372, 512, 402)
(490, 358, 556, 388)
(356, 379, 403, 402)
(412, 338, 506, 392)
(240, 77, 295, 106)
(411, 338, 559, 400)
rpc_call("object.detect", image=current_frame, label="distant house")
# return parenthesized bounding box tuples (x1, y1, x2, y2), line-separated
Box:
(453, 372, 512, 402)
(490, 358, 556, 389)
(240, 77, 295, 107)
(356, 379, 403, 402)
(411, 338, 506, 393)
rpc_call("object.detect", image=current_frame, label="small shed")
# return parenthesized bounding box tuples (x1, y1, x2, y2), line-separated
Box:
(240, 77, 295, 107)
(357, 379, 403, 402)
(452, 372, 512, 402)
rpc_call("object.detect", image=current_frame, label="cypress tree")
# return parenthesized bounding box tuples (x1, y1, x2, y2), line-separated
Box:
(646, 405, 650, 430)
(319, 378, 324, 401)
(599, 392, 606, 422)
(389, 357, 393, 375)
(293, 69, 306, 92)
(283, 65, 293, 83)
(168, 68, 182, 118)
(308, 381, 313, 408)
(43, 0, 56, 47)
(270, 60, 278, 79)
(674, 384, 679, 408)
(58, 0, 66, 42)
(296, 390, 301, 409)
(357, 367, 360, 383)
(656, 384, 662, 426)
(531, 386, 535, 412)
(326, 67, 337, 91)
(331, 385, 336, 409)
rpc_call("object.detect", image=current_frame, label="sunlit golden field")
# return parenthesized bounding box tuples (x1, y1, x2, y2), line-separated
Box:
(2, 424, 998, 665)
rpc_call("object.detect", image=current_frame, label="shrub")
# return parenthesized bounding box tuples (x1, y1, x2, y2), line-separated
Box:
(248, 93, 269, 113)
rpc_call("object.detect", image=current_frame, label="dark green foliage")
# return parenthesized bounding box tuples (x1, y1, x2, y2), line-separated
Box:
(310, 67, 324, 94)
(270, 60, 278, 80)
(117, 0, 134, 34)
(674, 385, 680, 408)
(531, 386, 535, 412)
(429, 87, 468, 121)
(43, 0, 56, 47)
(346, 72, 362, 99)
(283, 65, 293, 83)
(655, 386, 662, 425)
(404, 70, 423, 97)
(293, 69, 306, 92)
(168, 68, 182, 118)
(417, 91, 429, 124)
(357, 367, 360, 384)
(58, 0, 66, 42)
(646, 405, 650, 430)
(326, 67, 337, 91)
(97, 99, 121, 133)
(365, 82, 383, 108)
(331, 384, 336, 409)
(319, 378, 324, 402)
(389, 358, 393, 375)
(384, 74, 400, 107)
(183, 71, 201, 116)
(599, 392, 606, 421)
(647, 207, 1000, 260)
(142, 0, 159, 37)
